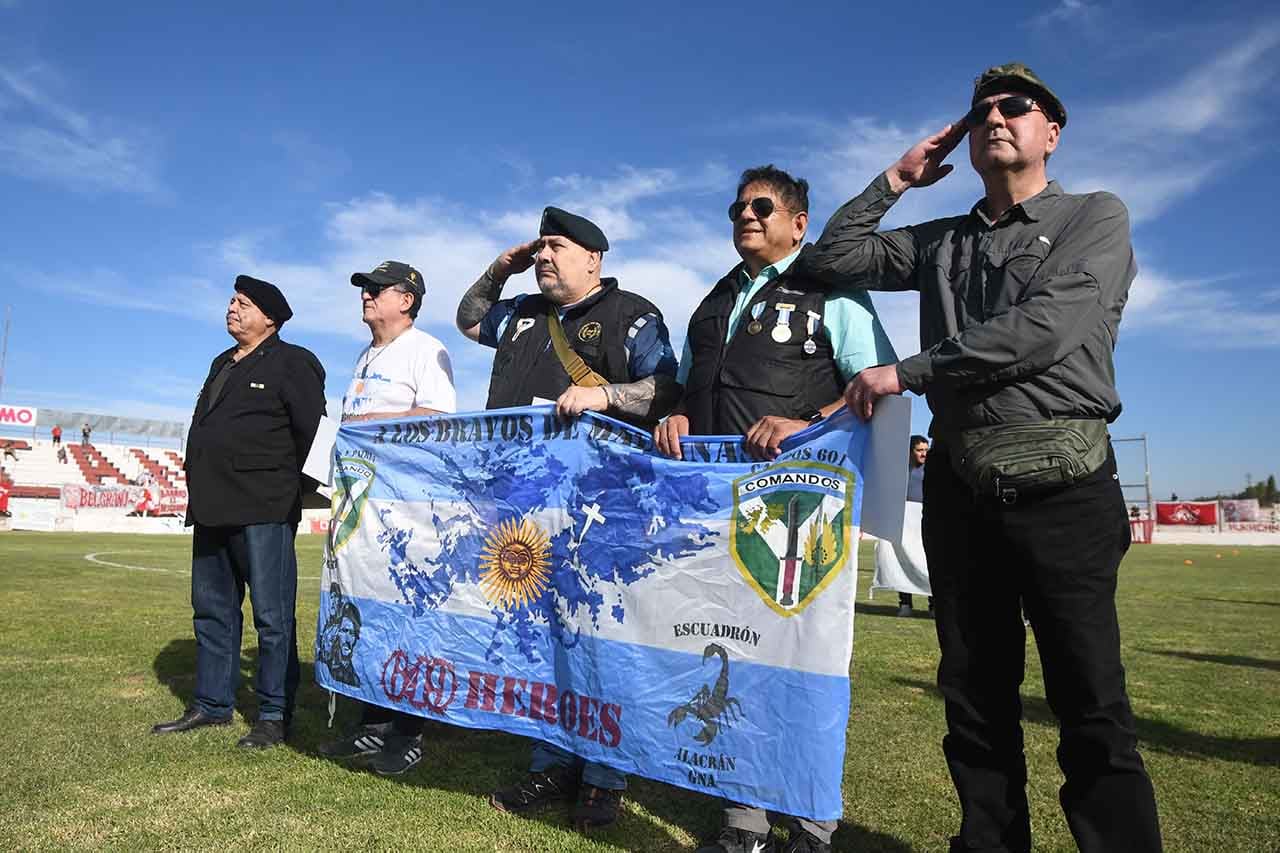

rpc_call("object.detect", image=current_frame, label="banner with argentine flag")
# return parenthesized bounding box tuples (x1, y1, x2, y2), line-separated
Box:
(314, 405, 893, 820)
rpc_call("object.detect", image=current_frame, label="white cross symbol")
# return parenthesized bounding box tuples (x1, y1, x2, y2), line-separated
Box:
(580, 502, 606, 539)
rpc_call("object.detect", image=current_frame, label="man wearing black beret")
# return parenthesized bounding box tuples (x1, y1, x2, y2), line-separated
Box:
(153, 275, 327, 749)
(456, 206, 680, 830)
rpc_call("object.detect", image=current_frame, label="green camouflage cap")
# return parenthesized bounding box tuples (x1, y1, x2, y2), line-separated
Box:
(972, 62, 1067, 127)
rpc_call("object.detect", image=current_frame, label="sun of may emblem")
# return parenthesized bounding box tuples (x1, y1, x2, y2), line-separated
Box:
(478, 517, 552, 609)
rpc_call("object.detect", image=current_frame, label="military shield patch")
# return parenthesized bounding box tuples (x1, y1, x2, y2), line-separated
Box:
(730, 461, 853, 616)
(329, 456, 376, 555)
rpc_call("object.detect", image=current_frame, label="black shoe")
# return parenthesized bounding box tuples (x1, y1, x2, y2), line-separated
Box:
(490, 768, 579, 814)
(571, 785, 623, 830)
(151, 707, 232, 734)
(696, 827, 774, 853)
(316, 723, 394, 758)
(781, 830, 830, 853)
(237, 719, 286, 749)
(368, 734, 424, 776)
(895, 603, 913, 617)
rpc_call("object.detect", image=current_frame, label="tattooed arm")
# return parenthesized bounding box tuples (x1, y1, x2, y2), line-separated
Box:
(604, 374, 682, 421)
(456, 239, 539, 341)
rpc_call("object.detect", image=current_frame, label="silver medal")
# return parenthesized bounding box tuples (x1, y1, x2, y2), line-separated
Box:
(803, 339, 817, 355)
(771, 325, 792, 343)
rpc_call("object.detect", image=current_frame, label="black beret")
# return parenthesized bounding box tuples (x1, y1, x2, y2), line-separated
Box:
(234, 275, 293, 326)
(539, 206, 609, 252)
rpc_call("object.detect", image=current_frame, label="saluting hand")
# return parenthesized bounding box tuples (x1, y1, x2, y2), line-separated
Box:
(653, 414, 690, 460)
(491, 239, 540, 280)
(886, 122, 968, 193)
(555, 386, 609, 419)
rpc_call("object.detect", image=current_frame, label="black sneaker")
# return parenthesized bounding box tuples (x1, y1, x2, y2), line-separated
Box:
(781, 830, 831, 853)
(571, 785, 623, 830)
(368, 734, 424, 776)
(237, 719, 286, 749)
(490, 768, 579, 814)
(696, 827, 774, 853)
(316, 723, 394, 758)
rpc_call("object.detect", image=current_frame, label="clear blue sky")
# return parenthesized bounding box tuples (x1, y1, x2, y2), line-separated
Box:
(1, 0, 1276, 500)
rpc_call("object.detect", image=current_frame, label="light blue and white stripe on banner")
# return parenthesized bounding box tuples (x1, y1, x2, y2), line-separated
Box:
(315, 405, 868, 820)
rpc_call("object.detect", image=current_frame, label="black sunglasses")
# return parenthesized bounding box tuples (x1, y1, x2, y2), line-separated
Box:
(361, 282, 407, 298)
(963, 95, 1044, 129)
(728, 197, 792, 222)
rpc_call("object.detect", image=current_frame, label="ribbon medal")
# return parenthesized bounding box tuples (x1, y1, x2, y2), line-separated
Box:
(511, 317, 536, 342)
(803, 310, 821, 355)
(771, 302, 795, 343)
(746, 302, 765, 335)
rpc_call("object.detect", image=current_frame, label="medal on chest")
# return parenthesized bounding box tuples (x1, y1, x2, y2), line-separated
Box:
(511, 317, 536, 342)
(771, 302, 796, 343)
(803, 310, 821, 355)
(746, 302, 765, 335)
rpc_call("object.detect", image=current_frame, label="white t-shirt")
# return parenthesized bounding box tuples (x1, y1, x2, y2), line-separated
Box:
(342, 326, 457, 418)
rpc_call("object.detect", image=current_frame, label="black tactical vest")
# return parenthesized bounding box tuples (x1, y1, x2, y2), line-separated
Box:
(485, 279, 660, 425)
(683, 263, 844, 436)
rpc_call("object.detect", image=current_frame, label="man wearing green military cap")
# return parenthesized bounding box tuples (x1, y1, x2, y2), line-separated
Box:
(799, 63, 1163, 852)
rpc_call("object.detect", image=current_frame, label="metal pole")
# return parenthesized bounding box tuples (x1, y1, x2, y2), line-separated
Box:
(0, 305, 11, 401)
(1142, 433, 1152, 522)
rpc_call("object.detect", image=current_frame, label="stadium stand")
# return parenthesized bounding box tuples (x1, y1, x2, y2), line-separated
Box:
(3, 439, 185, 490)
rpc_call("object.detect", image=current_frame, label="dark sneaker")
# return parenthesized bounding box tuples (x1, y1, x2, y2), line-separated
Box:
(490, 768, 579, 814)
(696, 827, 774, 853)
(781, 830, 831, 853)
(368, 734, 424, 776)
(316, 723, 394, 758)
(237, 719, 286, 749)
(571, 785, 623, 830)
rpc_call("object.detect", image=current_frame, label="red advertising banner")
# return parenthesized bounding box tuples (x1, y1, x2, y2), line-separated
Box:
(1155, 501, 1218, 526)
(61, 484, 187, 516)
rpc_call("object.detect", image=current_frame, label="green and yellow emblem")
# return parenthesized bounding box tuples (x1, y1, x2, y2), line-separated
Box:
(730, 461, 853, 617)
(328, 456, 376, 556)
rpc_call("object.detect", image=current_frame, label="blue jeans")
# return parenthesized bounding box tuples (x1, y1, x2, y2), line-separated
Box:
(530, 741, 626, 790)
(191, 522, 300, 722)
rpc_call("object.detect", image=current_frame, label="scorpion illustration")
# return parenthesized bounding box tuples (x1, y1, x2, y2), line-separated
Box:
(667, 642, 744, 745)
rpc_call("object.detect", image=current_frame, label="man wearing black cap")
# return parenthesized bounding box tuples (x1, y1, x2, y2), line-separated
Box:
(317, 260, 456, 774)
(154, 275, 326, 749)
(456, 206, 680, 831)
(656, 165, 896, 853)
(801, 63, 1163, 852)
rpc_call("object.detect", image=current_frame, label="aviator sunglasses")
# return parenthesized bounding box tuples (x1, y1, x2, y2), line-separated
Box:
(963, 95, 1044, 129)
(728, 197, 792, 222)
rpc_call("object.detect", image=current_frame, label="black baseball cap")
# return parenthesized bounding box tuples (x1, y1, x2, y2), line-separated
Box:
(350, 260, 425, 295)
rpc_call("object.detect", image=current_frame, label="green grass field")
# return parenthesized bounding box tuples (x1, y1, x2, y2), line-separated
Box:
(0, 532, 1275, 852)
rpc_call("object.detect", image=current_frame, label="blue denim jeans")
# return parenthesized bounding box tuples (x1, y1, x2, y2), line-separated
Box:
(530, 741, 626, 790)
(191, 522, 300, 722)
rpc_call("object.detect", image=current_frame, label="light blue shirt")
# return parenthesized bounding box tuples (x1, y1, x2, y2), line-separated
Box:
(676, 246, 897, 386)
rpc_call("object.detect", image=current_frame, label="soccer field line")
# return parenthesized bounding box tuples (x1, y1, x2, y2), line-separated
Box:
(83, 551, 323, 581)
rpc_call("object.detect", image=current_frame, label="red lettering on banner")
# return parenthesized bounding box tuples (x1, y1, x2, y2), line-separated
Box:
(464, 671, 499, 711)
(529, 681, 558, 724)
(0, 406, 36, 425)
(499, 676, 529, 717)
(577, 695, 600, 741)
(599, 703, 623, 747)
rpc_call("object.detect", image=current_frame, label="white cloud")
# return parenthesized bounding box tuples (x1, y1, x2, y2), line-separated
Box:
(1122, 262, 1280, 348)
(0, 64, 164, 196)
(1029, 0, 1100, 30)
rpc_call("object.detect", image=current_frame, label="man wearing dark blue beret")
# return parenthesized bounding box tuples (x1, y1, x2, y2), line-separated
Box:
(456, 206, 681, 831)
(152, 275, 327, 749)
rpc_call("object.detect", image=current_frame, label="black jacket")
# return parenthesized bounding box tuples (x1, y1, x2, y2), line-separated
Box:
(682, 262, 844, 436)
(184, 333, 326, 528)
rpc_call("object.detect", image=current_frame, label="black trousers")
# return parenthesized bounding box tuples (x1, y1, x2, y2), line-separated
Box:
(923, 444, 1161, 853)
